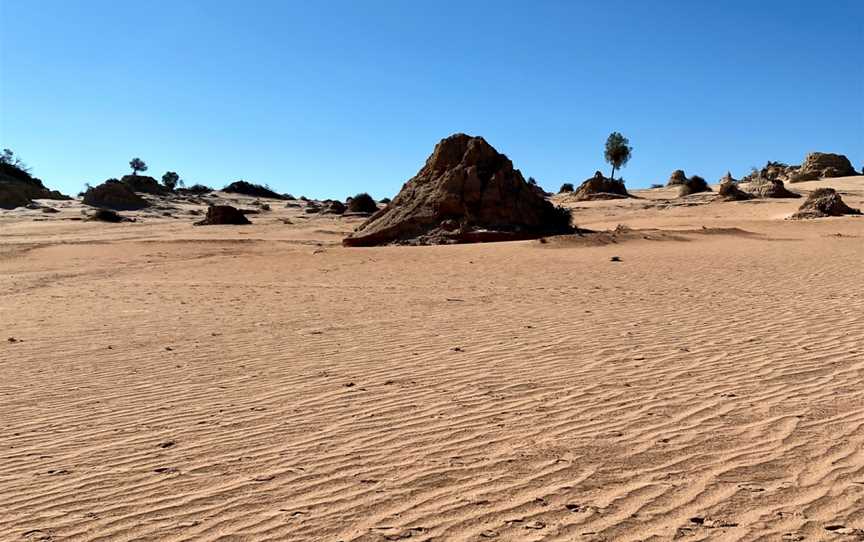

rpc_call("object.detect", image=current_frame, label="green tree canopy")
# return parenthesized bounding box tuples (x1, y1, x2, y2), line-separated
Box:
(604, 132, 632, 180)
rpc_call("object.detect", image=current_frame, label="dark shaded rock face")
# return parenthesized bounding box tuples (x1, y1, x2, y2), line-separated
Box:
(790, 152, 857, 182)
(194, 205, 252, 225)
(569, 171, 632, 201)
(83, 180, 150, 210)
(0, 184, 32, 209)
(790, 188, 861, 219)
(343, 133, 572, 246)
(120, 175, 166, 195)
(667, 170, 688, 186)
(717, 179, 753, 201)
(677, 175, 711, 197)
(745, 177, 801, 199)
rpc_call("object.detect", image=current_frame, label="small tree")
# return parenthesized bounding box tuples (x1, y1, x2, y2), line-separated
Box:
(129, 158, 148, 176)
(161, 171, 180, 191)
(604, 132, 632, 180)
(559, 182, 574, 193)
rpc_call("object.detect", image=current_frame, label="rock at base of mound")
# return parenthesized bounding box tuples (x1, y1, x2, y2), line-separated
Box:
(120, 175, 167, 195)
(790, 188, 861, 219)
(667, 170, 688, 186)
(745, 177, 801, 199)
(677, 175, 711, 197)
(342, 133, 572, 246)
(194, 205, 252, 225)
(83, 180, 150, 210)
(717, 179, 753, 201)
(569, 171, 633, 201)
(320, 200, 346, 215)
(88, 209, 132, 222)
(790, 152, 857, 182)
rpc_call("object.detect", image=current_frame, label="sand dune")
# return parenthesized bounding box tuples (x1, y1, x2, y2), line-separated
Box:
(1, 179, 863, 541)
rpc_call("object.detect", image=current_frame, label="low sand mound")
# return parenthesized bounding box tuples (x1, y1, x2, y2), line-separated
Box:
(745, 177, 801, 199)
(717, 178, 753, 201)
(790, 188, 861, 219)
(194, 205, 252, 225)
(567, 171, 632, 201)
(83, 180, 150, 210)
(343, 133, 572, 246)
(677, 175, 711, 197)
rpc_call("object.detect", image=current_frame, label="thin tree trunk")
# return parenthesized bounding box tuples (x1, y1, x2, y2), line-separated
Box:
(610, 166, 616, 180)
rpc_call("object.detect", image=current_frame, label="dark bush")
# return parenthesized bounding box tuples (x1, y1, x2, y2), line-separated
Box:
(559, 183, 574, 193)
(88, 209, 129, 222)
(347, 192, 378, 213)
(121, 174, 166, 195)
(222, 180, 286, 199)
(180, 184, 213, 195)
(379, 197, 391, 204)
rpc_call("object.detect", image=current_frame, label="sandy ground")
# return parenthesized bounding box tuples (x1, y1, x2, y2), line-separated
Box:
(1, 178, 863, 541)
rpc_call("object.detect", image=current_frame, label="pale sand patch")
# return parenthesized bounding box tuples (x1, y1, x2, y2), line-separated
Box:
(1, 178, 862, 541)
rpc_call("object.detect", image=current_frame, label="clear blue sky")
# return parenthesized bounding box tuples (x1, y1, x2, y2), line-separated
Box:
(1, 0, 862, 198)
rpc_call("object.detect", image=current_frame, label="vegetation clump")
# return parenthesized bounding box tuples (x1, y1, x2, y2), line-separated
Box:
(222, 180, 286, 199)
(347, 192, 378, 213)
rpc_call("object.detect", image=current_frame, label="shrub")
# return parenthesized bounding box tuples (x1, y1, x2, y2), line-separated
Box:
(162, 171, 180, 191)
(222, 180, 286, 199)
(347, 192, 378, 213)
(182, 184, 213, 195)
(559, 183, 574, 193)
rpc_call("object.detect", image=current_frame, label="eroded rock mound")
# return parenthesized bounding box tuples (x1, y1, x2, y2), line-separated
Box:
(667, 170, 688, 186)
(717, 179, 753, 201)
(790, 188, 861, 219)
(194, 205, 252, 225)
(83, 180, 150, 210)
(343, 133, 572, 246)
(745, 177, 801, 199)
(791, 152, 857, 182)
(568, 171, 632, 201)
